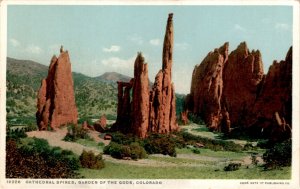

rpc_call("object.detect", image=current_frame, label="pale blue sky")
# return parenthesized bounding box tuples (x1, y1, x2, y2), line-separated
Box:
(7, 5, 293, 94)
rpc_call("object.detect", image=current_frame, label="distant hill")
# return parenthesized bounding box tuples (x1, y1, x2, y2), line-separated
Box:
(95, 72, 132, 83)
(6, 57, 118, 124)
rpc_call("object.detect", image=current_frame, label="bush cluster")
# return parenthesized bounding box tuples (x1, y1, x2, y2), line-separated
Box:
(6, 138, 80, 178)
(63, 124, 90, 142)
(103, 142, 147, 160)
(143, 134, 177, 157)
(6, 129, 27, 141)
(263, 139, 291, 169)
(224, 163, 241, 171)
(79, 150, 105, 169)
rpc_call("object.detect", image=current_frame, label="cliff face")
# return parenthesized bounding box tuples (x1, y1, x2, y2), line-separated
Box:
(149, 13, 179, 133)
(36, 48, 78, 130)
(187, 43, 292, 138)
(222, 42, 264, 127)
(189, 43, 229, 131)
(247, 47, 292, 141)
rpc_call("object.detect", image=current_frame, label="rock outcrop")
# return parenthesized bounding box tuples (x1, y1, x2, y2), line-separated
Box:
(186, 43, 292, 138)
(149, 13, 179, 133)
(131, 53, 150, 138)
(189, 42, 229, 131)
(113, 80, 133, 133)
(112, 13, 178, 138)
(36, 48, 78, 130)
(247, 47, 292, 140)
(222, 42, 264, 127)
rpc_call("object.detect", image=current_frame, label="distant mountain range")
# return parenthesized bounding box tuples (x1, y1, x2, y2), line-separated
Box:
(6, 57, 185, 125)
(94, 72, 132, 83)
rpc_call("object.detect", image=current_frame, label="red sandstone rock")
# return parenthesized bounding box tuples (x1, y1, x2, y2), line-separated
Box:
(131, 53, 150, 138)
(112, 80, 133, 133)
(149, 13, 179, 133)
(222, 42, 264, 127)
(187, 42, 292, 139)
(36, 48, 78, 130)
(189, 42, 229, 131)
(180, 110, 189, 125)
(247, 47, 292, 140)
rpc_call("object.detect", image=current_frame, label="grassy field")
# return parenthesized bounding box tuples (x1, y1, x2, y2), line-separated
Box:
(78, 161, 291, 179)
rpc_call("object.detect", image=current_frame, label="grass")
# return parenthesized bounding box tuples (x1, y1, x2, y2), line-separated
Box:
(148, 155, 218, 166)
(176, 148, 248, 159)
(75, 139, 104, 152)
(78, 161, 291, 179)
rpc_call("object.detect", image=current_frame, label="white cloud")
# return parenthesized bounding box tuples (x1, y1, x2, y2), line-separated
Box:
(149, 39, 161, 46)
(128, 34, 143, 45)
(10, 38, 21, 47)
(101, 56, 136, 69)
(103, 45, 121, 53)
(175, 42, 189, 50)
(234, 24, 246, 32)
(25, 44, 42, 54)
(275, 23, 290, 31)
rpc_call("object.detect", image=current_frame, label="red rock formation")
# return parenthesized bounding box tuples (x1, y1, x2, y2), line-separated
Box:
(187, 42, 292, 138)
(149, 13, 179, 133)
(189, 42, 229, 131)
(36, 48, 78, 130)
(113, 80, 133, 133)
(247, 47, 292, 140)
(131, 53, 150, 138)
(180, 110, 189, 125)
(222, 42, 264, 127)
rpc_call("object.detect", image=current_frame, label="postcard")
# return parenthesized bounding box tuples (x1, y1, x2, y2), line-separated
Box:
(0, 0, 299, 188)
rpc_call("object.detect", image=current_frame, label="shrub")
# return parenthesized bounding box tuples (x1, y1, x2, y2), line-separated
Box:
(6, 129, 27, 141)
(103, 142, 147, 160)
(224, 163, 241, 171)
(79, 150, 105, 169)
(143, 134, 177, 157)
(263, 139, 291, 169)
(129, 142, 147, 160)
(98, 142, 105, 147)
(192, 148, 201, 154)
(63, 124, 90, 142)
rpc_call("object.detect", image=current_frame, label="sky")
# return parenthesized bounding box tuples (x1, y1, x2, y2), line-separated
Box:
(7, 5, 293, 94)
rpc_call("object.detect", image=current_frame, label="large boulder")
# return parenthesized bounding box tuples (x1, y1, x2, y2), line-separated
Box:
(36, 48, 78, 130)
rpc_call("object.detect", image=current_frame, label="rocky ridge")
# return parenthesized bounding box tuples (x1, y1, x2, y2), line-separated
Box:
(187, 42, 292, 139)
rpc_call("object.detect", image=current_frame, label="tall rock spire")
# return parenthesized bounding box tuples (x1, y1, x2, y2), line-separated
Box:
(36, 48, 78, 130)
(131, 53, 150, 138)
(149, 13, 179, 133)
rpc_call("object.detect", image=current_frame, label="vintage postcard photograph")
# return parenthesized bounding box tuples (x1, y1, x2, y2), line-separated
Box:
(0, 0, 299, 189)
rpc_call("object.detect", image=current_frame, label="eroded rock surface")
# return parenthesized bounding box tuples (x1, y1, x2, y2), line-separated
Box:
(36, 48, 78, 130)
(149, 13, 179, 133)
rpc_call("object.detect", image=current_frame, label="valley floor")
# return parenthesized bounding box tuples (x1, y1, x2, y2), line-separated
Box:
(25, 123, 291, 179)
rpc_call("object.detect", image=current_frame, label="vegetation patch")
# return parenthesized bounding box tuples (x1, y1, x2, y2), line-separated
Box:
(6, 138, 80, 178)
(103, 142, 147, 160)
(263, 139, 291, 169)
(79, 150, 105, 169)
